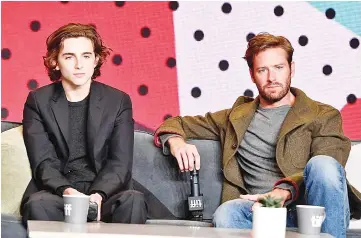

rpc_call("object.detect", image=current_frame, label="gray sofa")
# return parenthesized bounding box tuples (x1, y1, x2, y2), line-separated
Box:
(1, 121, 222, 237)
(1, 121, 361, 237)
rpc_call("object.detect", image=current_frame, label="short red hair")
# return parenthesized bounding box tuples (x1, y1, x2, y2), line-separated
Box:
(243, 32, 294, 70)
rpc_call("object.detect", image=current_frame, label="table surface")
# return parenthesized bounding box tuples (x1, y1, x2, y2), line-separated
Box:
(28, 221, 334, 238)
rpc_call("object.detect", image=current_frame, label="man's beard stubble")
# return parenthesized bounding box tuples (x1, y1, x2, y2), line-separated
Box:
(257, 75, 291, 104)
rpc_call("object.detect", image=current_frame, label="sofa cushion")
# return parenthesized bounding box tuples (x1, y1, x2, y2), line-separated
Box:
(346, 143, 361, 193)
(1, 126, 31, 216)
(132, 131, 223, 221)
(1, 214, 27, 238)
(1, 121, 22, 133)
(346, 143, 361, 229)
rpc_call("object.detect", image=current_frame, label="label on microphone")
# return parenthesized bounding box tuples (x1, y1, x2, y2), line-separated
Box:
(188, 196, 203, 211)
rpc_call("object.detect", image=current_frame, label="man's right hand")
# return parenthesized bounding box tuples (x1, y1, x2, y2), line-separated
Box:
(63, 187, 85, 196)
(168, 137, 200, 172)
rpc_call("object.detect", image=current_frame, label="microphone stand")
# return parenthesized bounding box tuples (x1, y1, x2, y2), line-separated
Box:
(188, 168, 203, 221)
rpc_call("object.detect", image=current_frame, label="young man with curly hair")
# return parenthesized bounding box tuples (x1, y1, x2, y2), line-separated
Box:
(21, 23, 147, 225)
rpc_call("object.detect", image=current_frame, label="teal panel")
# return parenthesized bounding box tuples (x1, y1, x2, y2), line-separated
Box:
(309, 1, 361, 36)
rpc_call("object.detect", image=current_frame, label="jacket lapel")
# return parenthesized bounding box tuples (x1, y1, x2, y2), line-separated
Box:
(87, 82, 105, 163)
(229, 98, 259, 148)
(224, 88, 315, 187)
(224, 98, 258, 187)
(277, 88, 316, 142)
(229, 87, 315, 147)
(50, 83, 70, 155)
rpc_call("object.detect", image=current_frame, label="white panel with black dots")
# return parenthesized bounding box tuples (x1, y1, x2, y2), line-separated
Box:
(173, 1, 360, 116)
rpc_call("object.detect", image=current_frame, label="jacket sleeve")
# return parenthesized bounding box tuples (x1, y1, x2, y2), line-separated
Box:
(159, 134, 183, 155)
(88, 94, 134, 200)
(274, 106, 351, 201)
(154, 109, 231, 148)
(23, 92, 72, 195)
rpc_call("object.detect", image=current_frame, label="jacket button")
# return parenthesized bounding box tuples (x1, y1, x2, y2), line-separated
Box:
(232, 144, 237, 149)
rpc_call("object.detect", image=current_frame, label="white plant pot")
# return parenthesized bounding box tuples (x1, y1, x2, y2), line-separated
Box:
(252, 207, 287, 238)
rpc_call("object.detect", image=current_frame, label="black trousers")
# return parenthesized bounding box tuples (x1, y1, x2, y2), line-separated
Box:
(22, 189, 147, 225)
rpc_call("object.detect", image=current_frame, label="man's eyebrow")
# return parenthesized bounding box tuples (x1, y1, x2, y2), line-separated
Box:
(61, 52, 74, 56)
(61, 52, 93, 56)
(255, 63, 285, 70)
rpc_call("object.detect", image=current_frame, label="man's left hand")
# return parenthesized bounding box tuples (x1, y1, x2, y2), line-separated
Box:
(240, 188, 291, 211)
(89, 193, 103, 221)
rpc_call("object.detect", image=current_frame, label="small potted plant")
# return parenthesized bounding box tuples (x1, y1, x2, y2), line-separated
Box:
(252, 195, 287, 238)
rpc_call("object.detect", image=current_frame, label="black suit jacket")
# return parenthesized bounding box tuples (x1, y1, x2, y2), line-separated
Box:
(20, 81, 134, 214)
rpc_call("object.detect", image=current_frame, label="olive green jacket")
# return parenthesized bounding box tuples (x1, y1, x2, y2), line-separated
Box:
(154, 87, 361, 219)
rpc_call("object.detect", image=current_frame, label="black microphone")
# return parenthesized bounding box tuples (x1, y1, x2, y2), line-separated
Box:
(188, 168, 203, 221)
(87, 202, 98, 221)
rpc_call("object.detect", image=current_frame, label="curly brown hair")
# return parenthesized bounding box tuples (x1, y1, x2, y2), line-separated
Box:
(243, 32, 294, 70)
(43, 23, 112, 81)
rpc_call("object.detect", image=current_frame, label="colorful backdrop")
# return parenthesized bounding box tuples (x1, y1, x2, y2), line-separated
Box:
(1, 1, 360, 140)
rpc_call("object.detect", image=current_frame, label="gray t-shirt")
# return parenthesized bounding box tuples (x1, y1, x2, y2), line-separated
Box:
(236, 105, 292, 195)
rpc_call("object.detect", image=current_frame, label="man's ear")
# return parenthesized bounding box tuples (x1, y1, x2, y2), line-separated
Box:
(94, 56, 100, 68)
(51, 60, 59, 70)
(249, 68, 255, 83)
(290, 61, 295, 78)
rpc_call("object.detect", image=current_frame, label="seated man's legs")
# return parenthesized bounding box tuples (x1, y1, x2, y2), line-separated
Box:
(304, 155, 350, 238)
(22, 190, 64, 224)
(213, 198, 298, 229)
(101, 190, 147, 224)
(212, 199, 254, 228)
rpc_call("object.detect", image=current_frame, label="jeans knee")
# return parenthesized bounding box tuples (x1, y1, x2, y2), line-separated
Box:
(305, 155, 345, 185)
(212, 199, 253, 228)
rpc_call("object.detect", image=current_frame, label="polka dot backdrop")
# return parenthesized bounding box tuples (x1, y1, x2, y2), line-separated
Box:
(1, 1, 179, 130)
(1, 1, 361, 140)
(172, 1, 361, 140)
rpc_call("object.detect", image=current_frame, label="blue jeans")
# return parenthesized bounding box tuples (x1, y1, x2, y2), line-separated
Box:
(213, 155, 350, 238)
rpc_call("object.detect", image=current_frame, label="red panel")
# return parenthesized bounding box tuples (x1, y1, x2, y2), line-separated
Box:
(1, 1, 179, 130)
(341, 99, 361, 141)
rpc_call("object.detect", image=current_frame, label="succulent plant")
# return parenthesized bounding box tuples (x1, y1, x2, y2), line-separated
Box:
(258, 195, 283, 208)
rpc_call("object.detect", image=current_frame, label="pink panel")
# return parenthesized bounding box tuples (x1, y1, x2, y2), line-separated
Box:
(1, 1, 179, 130)
(341, 99, 361, 141)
